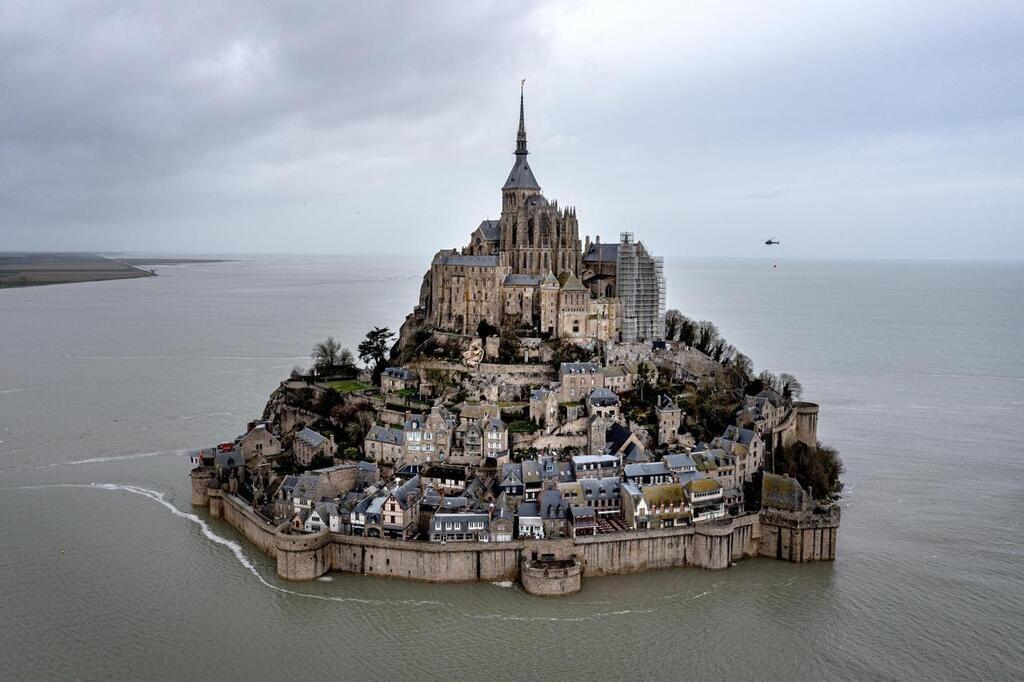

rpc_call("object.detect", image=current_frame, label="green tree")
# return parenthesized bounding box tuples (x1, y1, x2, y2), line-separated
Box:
(477, 319, 499, 341)
(358, 326, 395, 380)
(665, 309, 684, 340)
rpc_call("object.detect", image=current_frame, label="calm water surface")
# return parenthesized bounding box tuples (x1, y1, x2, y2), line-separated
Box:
(1, 256, 1022, 680)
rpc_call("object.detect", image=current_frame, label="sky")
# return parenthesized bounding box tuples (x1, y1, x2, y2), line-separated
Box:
(1, 1, 1022, 260)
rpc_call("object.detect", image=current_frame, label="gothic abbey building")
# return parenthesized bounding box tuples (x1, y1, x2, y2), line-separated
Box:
(406, 88, 666, 346)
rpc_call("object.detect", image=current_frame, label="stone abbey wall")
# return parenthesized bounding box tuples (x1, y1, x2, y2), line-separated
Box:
(192, 469, 838, 593)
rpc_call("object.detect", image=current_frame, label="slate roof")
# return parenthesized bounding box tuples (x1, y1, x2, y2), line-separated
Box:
(383, 367, 418, 381)
(558, 272, 587, 291)
(569, 506, 597, 525)
(297, 427, 327, 449)
(722, 425, 758, 446)
(622, 442, 650, 464)
(571, 454, 619, 467)
(389, 476, 422, 511)
(403, 413, 426, 430)
(484, 417, 507, 432)
(579, 477, 621, 503)
(214, 450, 243, 469)
(561, 362, 600, 375)
(582, 242, 619, 263)
(623, 461, 671, 479)
(517, 502, 541, 519)
(431, 512, 489, 534)
(436, 254, 500, 268)
(503, 154, 540, 190)
(477, 219, 500, 241)
(539, 490, 569, 520)
(663, 453, 697, 471)
(366, 425, 404, 445)
(588, 387, 620, 406)
(504, 273, 544, 286)
(530, 387, 551, 401)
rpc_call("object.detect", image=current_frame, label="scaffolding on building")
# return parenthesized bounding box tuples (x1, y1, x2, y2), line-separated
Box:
(616, 231, 666, 342)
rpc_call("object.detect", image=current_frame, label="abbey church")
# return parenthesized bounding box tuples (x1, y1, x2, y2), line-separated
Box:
(411, 87, 665, 344)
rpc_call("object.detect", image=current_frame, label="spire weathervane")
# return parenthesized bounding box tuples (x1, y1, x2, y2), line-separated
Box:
(516, 78, 528, 155)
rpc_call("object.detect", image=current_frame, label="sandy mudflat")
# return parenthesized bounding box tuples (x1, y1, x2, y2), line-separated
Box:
(0, 253, 155, 288)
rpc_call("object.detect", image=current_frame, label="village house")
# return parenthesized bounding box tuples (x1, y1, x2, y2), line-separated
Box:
(529, 387, 559, 433)
(623, 461, 673, 487)
(517, 502, 544, 539)
(655, 394, 682, 446)
(402, 406, 455, 465)
(691, 447, 739, 490)
(420, 464, 468, 495)
(587, 387, 621, 421)
(621, 481, 689, 529)
(719, 425, 765, 483)
(303, 501, 335, 533)
(559, 362, 604, 401)
(294, 426, 335, 467)
(663, 452, 698, 474)
(737, 389, 787, 435)
(355, 461, 379, 489)
(568, 506, 597, 537)
(370, 476, 423, 539)
(600, 364, 636, 393)
(578, 477, 621, 516)
(684, 478, 726, 522)
(539, 489, 571, 538)
(278, 473, 337, 518)
(454, 414, 509, 467)
(571, 453, 620, 480)
(363, 425, 405, 465)
(380, 366, 419, 394)
(349, 488, 385, 537)
(490, 503, 515, 542)
(429, 512, 490, 542)
(238, 422, 282, 463)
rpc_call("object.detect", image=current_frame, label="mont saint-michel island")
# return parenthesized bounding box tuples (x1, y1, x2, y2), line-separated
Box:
(190, 89, 843, 596)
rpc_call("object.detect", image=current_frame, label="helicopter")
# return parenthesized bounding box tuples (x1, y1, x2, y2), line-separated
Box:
(764, 239, 780, 246)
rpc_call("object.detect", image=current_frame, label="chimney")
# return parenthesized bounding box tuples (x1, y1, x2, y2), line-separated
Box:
(595, 235, 600, 244)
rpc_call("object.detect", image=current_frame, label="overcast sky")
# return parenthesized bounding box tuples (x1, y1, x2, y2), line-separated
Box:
(2, 1, 1022, 259)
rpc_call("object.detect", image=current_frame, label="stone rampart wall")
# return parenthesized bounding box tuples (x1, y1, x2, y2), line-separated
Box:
(207, 491, 836, 587)
(575, 514, 760, 575)
(207, 488, 278, 558)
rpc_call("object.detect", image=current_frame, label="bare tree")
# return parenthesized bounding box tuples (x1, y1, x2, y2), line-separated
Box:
(312, 336, 342, 374)
(757, 370, 781, 393)
(780, 373, 803, 402)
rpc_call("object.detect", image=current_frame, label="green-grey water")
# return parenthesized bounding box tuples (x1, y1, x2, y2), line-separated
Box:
(1, 256, 1022, 679)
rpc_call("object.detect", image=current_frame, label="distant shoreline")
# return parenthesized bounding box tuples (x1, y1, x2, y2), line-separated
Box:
(0, 253, 156, 289)
(114, 257, 230, 266)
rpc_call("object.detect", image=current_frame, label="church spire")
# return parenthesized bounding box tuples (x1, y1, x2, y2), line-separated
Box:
(516, 78, 528, 155)
(502, 79, 540, 192)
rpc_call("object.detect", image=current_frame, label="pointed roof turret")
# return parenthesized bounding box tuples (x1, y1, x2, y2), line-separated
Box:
(503, 79, 540, 191)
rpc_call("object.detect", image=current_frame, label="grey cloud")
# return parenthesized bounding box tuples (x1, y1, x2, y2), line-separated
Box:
(0, 1, 1021, 260)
